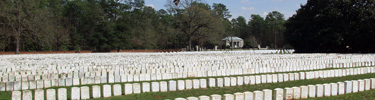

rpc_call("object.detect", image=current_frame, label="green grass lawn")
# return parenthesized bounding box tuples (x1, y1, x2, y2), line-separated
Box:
(89, 73, 375, 100)
(303, 89, 375, 100)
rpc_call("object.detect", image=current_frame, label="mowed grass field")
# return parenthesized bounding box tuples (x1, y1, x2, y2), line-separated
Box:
(93, 73, 375, 100)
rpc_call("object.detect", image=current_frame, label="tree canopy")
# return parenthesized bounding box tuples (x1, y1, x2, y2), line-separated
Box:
(285, 0, 375, 53)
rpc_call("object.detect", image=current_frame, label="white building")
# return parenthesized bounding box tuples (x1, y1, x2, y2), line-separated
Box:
(222, 36, 244, 48)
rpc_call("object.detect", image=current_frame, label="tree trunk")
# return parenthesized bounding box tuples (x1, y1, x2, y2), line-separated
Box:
(15, 1, 20, 54)
(15, 36, 20, 54)
(188, 38, 192, 51)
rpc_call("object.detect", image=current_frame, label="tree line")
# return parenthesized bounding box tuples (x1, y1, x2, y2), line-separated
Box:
(0, 0, 290, 53)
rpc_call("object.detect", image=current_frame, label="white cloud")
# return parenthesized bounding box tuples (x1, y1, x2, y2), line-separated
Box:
(241, 0, 249, 4)
(146, 4, 155, 8)
(263, 12, 268, 17)
(242, 7, 255, 12)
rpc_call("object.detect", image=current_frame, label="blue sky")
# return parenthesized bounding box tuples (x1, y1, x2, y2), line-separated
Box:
(145, 0, 307, 20)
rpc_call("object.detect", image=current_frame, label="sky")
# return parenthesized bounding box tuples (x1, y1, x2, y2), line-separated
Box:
(145, 0, 307, 20)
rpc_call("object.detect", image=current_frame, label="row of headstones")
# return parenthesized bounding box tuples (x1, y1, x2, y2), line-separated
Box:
(0, 64, 330, 87)
(4, 54, 371, 80)
(6, 59, 371, 75)
(2, 54, 374, 74)
(0, 67, 374, 91)
(174, 78, 375, 100)
(4, 53, 372, 67)
(4, 55, 373, 77)
(11, 81, 179, 100)
(3, 61, 368, 87)
(0, 60, 351, 76)
(3, 66, 374, 92)
(0, 63, 359, 83)
(9, 66, 375, 100)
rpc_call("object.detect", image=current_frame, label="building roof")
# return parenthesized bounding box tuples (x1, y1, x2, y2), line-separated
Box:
(222, 36, 243, 41)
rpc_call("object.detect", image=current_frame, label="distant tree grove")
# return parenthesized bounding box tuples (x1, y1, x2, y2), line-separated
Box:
(0, 0, 290, 53)
(5, 0, 373, 53)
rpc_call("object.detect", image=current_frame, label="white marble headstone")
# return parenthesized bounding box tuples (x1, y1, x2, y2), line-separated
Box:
(300, 86, 308, 99)
(243, 91, 253, 100)
(178, 80, 185, 90)
(345, 81, 353, 93)
(151, 82, 160, 92)
(22, 90, 32, 100)
(372, 78, 375, 89)
(243, 76, 250, 85)
(230, 77, 237, 86)
(198, 96, 210, 100)
(283, 74, 289, 82)
(92, 85, 101, 98)
(223, 94, 234, 100)
(73, 78, 80, 85)
(266, 74, 272, 83)
(237, 76, 244, 86)
(316, 84, 323, 97)
(263, 89, 272, 100)
(208, 78, 216, 87)
(12, 91, 21, 100)
(250, 76, 256, 85)
(0, 83, 5, 91)
(234, 92, 244, 100)
(193, 79, 200, 89)
(210, 94, 221, 100)
(308, 85, 316, 98)
(352, 80, 359, 93)
(103, 84, 112, 97)
(272, 74, 278, 83)
(13, 81, 21, 91)
(113, 84, 122, 96)
(337, 82, 345, 95)
(217, 78, 224, 87)
(274, 88, 283, 100)
(80, 86, 90, 99)
(255, 75, 261, 84)
(224, 77, 231, 87)
(71, 87, 80, 100)
(330, 83, 338, 96)
(142, 82, 150, 93)
(253, 91, 263, 100)
(277, 74, 283, 82)
(58, 88, 67, 100)
(284, 88, 293, 100)
(182, 79, 190, 89)
(169, 80, 177, 91)
(65, 78, 72, 86)
(200, 79, 207, 88)
(323, 84, 331, 96)
(160, 81, 168, 92)
(292, 87, 301, 99)
(133, 83, 141, 94)
(261, 75, 267, 83)
(358, 80, 365, 92)
(364, 79, 370, 90)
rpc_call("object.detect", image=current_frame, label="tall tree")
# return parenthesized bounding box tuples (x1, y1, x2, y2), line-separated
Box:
(168, 0, 224, 50)
(234, 16, 247, 39)
(0, 0, 63, 53)
(248, 14, 265, 46)
(212, 3, 231, 19)
(285, 0, 375, 53)
(265, 11, 285, 49)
